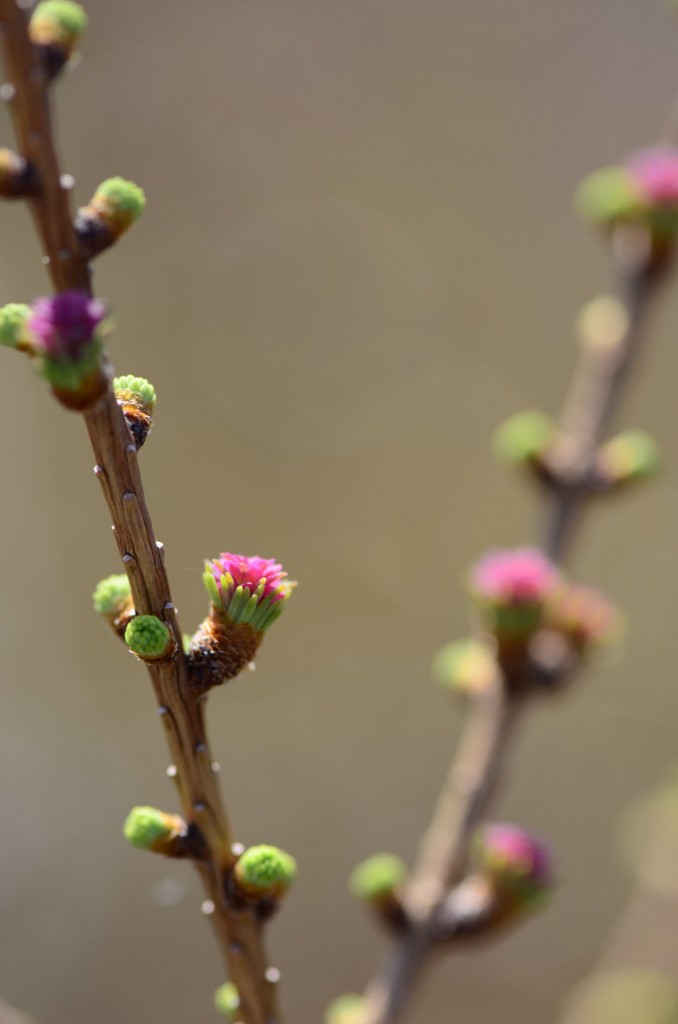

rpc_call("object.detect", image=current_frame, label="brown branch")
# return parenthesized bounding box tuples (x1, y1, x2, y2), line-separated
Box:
(542, 227, 662, 560)
(0, 1, 86, 291)
(359, 228, 666, 1024)
(363, 683, 522, 1022)
(0, 4, 280, 1021)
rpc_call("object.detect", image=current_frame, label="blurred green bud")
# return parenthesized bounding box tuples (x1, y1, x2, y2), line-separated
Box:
(92, 573, 132, 618)
(76, 178, 146, 257)
(30, 1, 87, 54)
(493, 410, 555, 466)
(0, 303, 31, 350)
(575, 167, 645, 227)
(214, 982, 240, 1020)
(233, 844, 297, 900)
(597, 430, 660, 485)
(349, 853, 407, 902)
(93, 177, 146, 230)
(124, 615, 172, 660)
(123, 806, 184, 852)
(433, 639, 499, 696)
(324, 994, 368, 1024)
(576, 295, 629, 354)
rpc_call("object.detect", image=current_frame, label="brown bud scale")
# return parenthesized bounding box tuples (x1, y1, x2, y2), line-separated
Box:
(106, 599, 135, 640)
(115, 393, 152, 449)
(74, 207, 115, 260)
(188, 608, 262, 694)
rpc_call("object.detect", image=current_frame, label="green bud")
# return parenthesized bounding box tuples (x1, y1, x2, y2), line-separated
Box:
(349, 853, 407, 902)
(123, 806, 182, 851)
(493, 411, 554, 466)
(124, 615, 172, 660)
(30, 1, 88, 50)
(324, 995, 368, 1024)
(76, 179, 146, 258)
(575, 167, 645, 227)
(113, 374, 157, 411)
(95, 177, 146, 227)
(432, 639, 499, 696)
(577, 295, 629, 354)
(234, 844, 297, 900)
(214, 982, 240, 1020)
(598, 430, 660, 485)
(0, 303, 31, 349)
(92, 573, 132, 617)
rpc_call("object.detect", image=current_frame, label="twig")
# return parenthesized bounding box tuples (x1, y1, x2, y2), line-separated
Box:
(543, 229, 661, 560)
(359, 224, 666, 1024)
(0, 5, 280, 1021)
(363, 684, 522, 1022)
(0, 0, 86, 291)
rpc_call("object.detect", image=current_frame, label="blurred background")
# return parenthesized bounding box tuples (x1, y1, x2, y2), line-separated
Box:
(1, 1, 678, 1021)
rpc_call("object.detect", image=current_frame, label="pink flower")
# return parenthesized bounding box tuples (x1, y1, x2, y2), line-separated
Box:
(477, 823, 552, 883)
(474, 823, 553, 913)
(203, 552, 294, 632)
(28, 290, 106, 360)
(210, 553, 289, 602)
(470, 547, 559, 606)
(626, 146, 678, 205)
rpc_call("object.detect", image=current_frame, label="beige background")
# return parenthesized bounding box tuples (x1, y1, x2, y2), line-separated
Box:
(1, 2, 678, 1021)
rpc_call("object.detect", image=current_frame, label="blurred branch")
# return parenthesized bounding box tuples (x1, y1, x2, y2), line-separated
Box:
(359, 208, 668, 1024)
(543, 229, 662, 560)
(363, 683, 521, 1021)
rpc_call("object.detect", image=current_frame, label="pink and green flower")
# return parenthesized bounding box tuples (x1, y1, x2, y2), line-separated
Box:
(577, 145, 678, 248)
(203, 552, 294, 632)
(27, 290, 107, 390)
(473, 822, 553, 914)
(469, 547, 560, 637)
